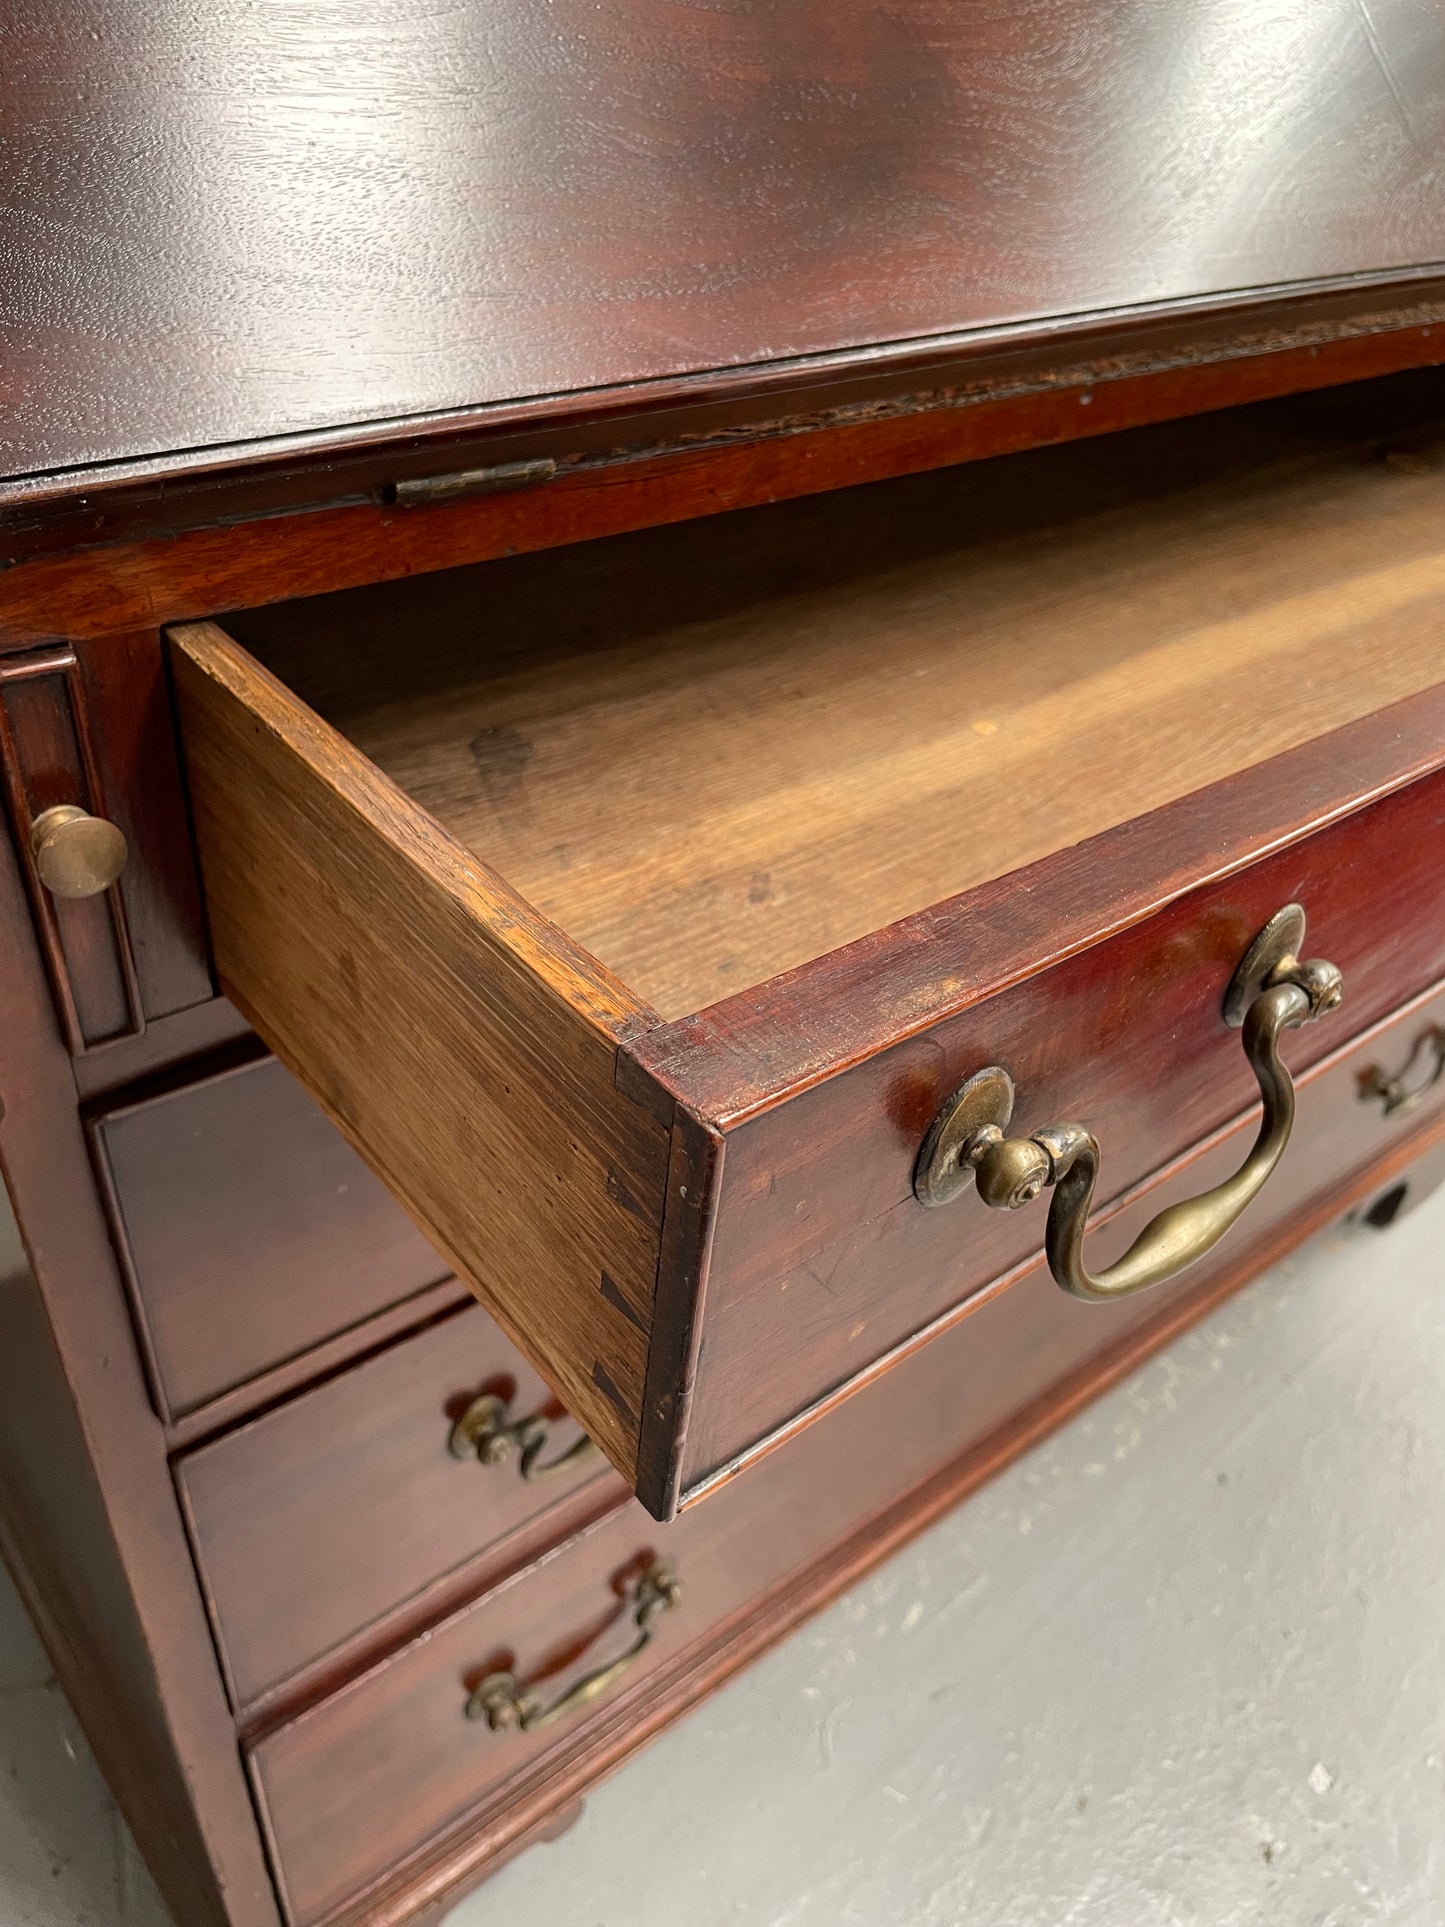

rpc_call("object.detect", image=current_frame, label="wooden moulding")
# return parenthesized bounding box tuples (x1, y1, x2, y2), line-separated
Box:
(3, 297, 1445, 648)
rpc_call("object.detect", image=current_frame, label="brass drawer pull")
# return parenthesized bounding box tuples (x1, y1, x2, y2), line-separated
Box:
(449, 1392, 599, 1481)
(915, 905, 1344, 1302)
(30, 803, 129, 899)
(465, 1559, 681, 1734)
(1360, 1026, 1445, 1119)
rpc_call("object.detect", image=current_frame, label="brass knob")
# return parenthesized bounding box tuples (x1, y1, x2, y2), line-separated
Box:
(30, 805, 129, 900)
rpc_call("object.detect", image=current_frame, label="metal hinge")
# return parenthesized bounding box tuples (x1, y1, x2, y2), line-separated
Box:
(387, 456, 559, 508)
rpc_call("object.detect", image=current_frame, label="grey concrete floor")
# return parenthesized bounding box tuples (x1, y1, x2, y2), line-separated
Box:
(2, 1189, 1442, 1926)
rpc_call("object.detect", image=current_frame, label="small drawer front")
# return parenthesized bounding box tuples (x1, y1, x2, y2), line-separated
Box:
(179, 1302, 618, 1714)
(0, 636, 211, 1050)
(246, 1248, 1177, 1927)
(246, 977, 1445, 1927)
(91, 1054, 453, 1420)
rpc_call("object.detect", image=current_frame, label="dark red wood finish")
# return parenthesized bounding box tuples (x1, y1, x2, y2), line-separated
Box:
(5, 1, 1445, 485)
(0, 632, 210, 1050)
(179, 1302, 620, 1719)
(89, 1052, 456, 1421)
(247, 978, 1445, 1925)
(703, 975, 1445, 1504)
(4, 325, 1445, 659)
(5, 40, 1445, 1912)
(0, 781, 281, 1927)
(0, 646, 142, 1047)
(1, 286, 1441, 562)
(631, 681, 1445, 1509)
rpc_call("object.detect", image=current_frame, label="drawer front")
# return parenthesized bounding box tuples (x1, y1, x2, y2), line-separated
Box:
(247, 984, 1445, 1926)
(247, 1248, 1184, 1927)
(654, 742, 1445, 1501)
(179, 1302, 619, 1714)
(92, 1054, 453, 1419)
(0, 636, 211, 1051)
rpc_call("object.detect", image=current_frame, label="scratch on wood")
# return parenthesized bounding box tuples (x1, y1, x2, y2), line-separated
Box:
(1355, 0, 1419, 143)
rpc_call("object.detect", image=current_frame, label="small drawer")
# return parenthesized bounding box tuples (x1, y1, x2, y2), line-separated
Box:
(178, 1301, 618, 1714)
(91, 1054, 453, 1419)
(0, 633, 212, 1053)
(168, 389, 1445, 1514)
(247, 980, 1445, 1926)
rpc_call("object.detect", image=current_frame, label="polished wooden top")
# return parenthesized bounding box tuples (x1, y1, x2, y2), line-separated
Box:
(4, 0, 1445, 486)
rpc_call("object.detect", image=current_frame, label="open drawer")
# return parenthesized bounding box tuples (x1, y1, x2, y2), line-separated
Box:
(168, 381, 1445, 1518)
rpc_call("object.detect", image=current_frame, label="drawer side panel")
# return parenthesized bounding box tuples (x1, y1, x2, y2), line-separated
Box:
(168, 621, 671, 1483)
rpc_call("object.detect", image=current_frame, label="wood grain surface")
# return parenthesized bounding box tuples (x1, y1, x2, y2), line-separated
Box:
(90, 1053, 454, 1421)
(247, 996, 1445, 1926)
(192, 389, 1445, 1516)
(178, 1301, 618, 1719)
(4, 1, 1445, 482)
(654, 739, 1445, 1505)
(0, 685, 283, 1927)
(245, 397, 1445, 1019)
(168, 620, 672, 1483)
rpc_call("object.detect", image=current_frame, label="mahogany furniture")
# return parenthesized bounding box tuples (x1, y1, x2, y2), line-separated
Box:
(5, 8, 1445, 1923)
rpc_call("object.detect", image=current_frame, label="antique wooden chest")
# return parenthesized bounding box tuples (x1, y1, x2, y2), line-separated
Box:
(4, 6, 1445, 1921)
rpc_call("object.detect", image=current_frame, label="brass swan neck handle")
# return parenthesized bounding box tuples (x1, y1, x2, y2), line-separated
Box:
(465, 1560, 681, 1734)
(914, 905, 1343, 1303)
(1360, 1024, 1445, 1119)
(449, 1391, 599, 1481)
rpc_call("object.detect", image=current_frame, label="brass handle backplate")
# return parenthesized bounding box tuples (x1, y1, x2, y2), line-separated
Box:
(914, 904, 1344, 1303)
(30, 803, 129, 899)
(1360, 1026, 1445, 1119)
(465, 1559, 681, 1734)
(449, 1392, 599, 1482)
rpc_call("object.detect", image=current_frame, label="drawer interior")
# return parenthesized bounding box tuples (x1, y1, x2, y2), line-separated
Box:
(225, 374, 1445, 1022)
